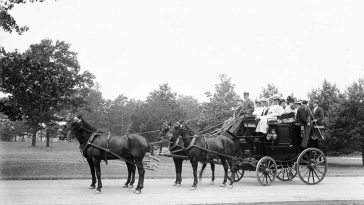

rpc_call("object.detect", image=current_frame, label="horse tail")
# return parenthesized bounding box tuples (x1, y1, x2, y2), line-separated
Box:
(146, 138, 152, 153)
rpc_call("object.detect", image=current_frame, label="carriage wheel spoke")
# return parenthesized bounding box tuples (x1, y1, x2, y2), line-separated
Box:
(311, 170, 316, 183)
(312, 169, 321, 181)
(302, 168, 310, 178)
(313, 166, 324, 175)
(267, 173, 272, 182)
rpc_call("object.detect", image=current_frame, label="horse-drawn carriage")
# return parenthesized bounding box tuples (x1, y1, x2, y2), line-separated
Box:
(162, 116, 328, 189)
(225, 116, 327, 186)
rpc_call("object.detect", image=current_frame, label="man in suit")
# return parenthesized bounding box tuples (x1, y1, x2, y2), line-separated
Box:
(295, 100, 311, 148)
(312, 100, 324, 125)
(229, 92, 255, 135)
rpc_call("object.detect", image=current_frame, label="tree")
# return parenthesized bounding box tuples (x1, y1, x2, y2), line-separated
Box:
(308, 79, 340, 113)
(200, 74, 239, 128)
(0, 39, 94, 146)
(259, 83, 281, 99)
(0, 0, 46, 34)
(177, 95, 202, 120)
(131, 83, 185, 141)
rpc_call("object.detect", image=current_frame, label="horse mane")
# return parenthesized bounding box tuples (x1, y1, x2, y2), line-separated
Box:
(80, 117, 98, 132)
(182, 122, 195, 136)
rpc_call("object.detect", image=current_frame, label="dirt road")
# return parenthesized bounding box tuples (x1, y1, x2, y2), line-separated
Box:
(1, 177, 364, 205)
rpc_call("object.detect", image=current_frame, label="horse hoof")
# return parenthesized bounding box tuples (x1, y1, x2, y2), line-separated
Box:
(134, 190, 141, 194)
(220, 184, 226, 187)
(210, 181, 214, 185)
(89, 185, 96, 189)
(227, 185, 233, 189)
(173, 183, 177, 186)
(189, 186, 197, 190)
(94, 190, 101, 194)
(128, 184, 134, 188)
(122, 184, 128, 188)
(176, 183, 181, 187)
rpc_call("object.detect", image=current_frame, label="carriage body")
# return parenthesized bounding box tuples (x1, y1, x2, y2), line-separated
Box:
(229, 116, 328, 185)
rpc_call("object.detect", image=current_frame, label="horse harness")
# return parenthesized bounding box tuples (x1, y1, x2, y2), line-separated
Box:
(80, 131, 112, 165)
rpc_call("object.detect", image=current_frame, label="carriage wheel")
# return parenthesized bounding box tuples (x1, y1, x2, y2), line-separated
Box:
(296, 148, 327, 185)
(227, 168, 244, 182)
(276, 162, 297, 181)
(256, 156, 277, 186)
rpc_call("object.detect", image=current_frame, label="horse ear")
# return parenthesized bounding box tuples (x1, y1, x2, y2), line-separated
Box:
(179, 120, 184, 124)
(168, 121, 172, 126)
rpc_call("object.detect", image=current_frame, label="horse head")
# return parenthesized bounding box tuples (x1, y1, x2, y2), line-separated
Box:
(166, 121, 184, 144)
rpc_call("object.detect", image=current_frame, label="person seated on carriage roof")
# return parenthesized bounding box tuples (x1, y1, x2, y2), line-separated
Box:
(229, 92, 255, 135)
(279, 98, 286, 110)
(259, 98, 269, 116)
(284, 96, 295, 114)
(266, 94, 284, 119)
(253, 99, 264, 116)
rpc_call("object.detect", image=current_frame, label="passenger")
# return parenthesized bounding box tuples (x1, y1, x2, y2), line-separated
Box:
(229, 92, 255, 135)
(312, 100, 324, 125)
(284, 96, 295, 114)
(295, 100, 311, 148)
(293, 100, 302, 117)
(266, 95, 284, 119)
(260, 98, 269, 116)
(279, 99, 286, 110)
(253, 99, 264, 116)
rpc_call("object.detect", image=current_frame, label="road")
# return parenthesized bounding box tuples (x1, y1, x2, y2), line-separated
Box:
(1, 177, 364, 205)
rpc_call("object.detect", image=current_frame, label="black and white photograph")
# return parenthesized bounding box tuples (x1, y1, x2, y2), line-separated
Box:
(1, 0, 364, 204)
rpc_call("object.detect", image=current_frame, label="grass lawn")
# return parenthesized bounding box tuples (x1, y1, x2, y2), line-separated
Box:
(1, 141, 363, 180)
(0, 141, 224, 180)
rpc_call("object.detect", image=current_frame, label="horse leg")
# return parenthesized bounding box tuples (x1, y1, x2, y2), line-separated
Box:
(134, 159, 145, 194)
(190, 159, 198, 190)
(220, 157, 229, 187)
(129, 162, 136, 187)
(123, 162, 131, 188)
(199, 162, 207, 180)
(87, 158, 96, 189)
(173, 158, 179, 186)
(210, 162, 215, 185)
(177, 158, 183, 186)
(92, 157, 102, 193)
(228, 159, 235, 189)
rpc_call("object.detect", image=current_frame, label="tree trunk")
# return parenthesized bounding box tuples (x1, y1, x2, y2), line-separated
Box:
(22, 135, 25, 142)
(31, 126, 38, 147)
(14, 135, 17, 142)
(40, 130, 43, 142)
(46, 129, 50, 147)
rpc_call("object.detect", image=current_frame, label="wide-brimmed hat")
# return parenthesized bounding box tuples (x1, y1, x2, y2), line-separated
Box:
(272, 94, 280, 100)
(295, 100, 302, 105)
(287, 96, 294, 103)
(260, 98, 268, 102)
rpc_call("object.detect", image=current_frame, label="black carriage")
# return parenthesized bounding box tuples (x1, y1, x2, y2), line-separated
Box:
(227, 116, 328, 186)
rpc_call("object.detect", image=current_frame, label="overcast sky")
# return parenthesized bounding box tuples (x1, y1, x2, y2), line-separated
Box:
(1, 0, 364, 102)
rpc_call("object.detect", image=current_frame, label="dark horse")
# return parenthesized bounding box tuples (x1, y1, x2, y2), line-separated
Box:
(159, 122, 215, 186)
(166, 121, 241, 189)
(65, 116, 150, 194)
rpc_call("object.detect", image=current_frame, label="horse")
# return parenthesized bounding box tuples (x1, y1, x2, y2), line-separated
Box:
(159, 122, 216, 186)
(64, 115, 150, 194)
(166, 121, 241, 189)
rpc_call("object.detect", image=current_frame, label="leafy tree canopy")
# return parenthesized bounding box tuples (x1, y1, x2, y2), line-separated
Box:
(0, 0, 46, 34)
(0, 39, 94, 145)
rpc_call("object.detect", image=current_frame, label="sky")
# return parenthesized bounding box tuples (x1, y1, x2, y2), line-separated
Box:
(1, 0, 364, 102)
